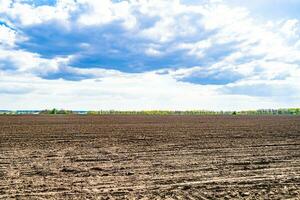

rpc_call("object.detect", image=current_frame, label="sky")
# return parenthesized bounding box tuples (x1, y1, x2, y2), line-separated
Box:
(0, 0, 300, 111)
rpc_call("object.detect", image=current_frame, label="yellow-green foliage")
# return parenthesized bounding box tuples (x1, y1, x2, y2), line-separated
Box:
(85, 109, 300, 116)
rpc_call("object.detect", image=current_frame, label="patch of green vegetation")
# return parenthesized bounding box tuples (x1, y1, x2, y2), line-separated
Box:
(39, 109, 74, 115)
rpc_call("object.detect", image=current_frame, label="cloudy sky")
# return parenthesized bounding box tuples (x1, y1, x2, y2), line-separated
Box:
(0, 0, 300, 110)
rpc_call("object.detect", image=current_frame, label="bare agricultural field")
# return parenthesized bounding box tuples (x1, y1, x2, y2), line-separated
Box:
(0, 115, 299, 199)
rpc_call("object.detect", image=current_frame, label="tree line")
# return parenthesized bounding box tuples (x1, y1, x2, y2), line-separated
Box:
(86, 108, 300, 115)
(1, 108, 299, 115)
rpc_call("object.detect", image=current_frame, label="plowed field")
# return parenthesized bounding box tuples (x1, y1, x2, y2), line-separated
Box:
(0, 115, 299, 199)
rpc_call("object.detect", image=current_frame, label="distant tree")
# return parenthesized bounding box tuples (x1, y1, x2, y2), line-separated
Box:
(50, 109, 57, 114)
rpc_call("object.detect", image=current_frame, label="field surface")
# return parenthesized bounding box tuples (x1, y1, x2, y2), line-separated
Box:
(0, 115, 299, 199)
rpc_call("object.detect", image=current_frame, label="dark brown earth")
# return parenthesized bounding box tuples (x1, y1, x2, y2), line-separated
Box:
(0, 115, 299, 199)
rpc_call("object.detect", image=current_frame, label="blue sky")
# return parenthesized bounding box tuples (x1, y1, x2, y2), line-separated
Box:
(0, 0, 300, 110)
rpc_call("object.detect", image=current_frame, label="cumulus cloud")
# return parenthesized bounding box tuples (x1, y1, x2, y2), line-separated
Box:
(0, 25, 18, 47)
(1, 71, 295, 110)
(0, 0, 299, 109)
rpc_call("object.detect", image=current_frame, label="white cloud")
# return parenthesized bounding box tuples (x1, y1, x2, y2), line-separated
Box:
(176, 39, 212, 58)
(0, 0, 12, 11)
(0, 0, 76, 26)
(0, 25, 18, 47)
(0, 0, 300, 109)
(145, 47, 162, 57)
(1, 70, 297, 111)
(0, 49, 55, 72)
(281, 19, 300, 39)
(77, 0, 137, 29)
(77, 0, 114, 26)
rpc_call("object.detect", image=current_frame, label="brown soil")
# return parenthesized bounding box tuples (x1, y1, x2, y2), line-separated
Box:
(0, 115, 299, 199)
